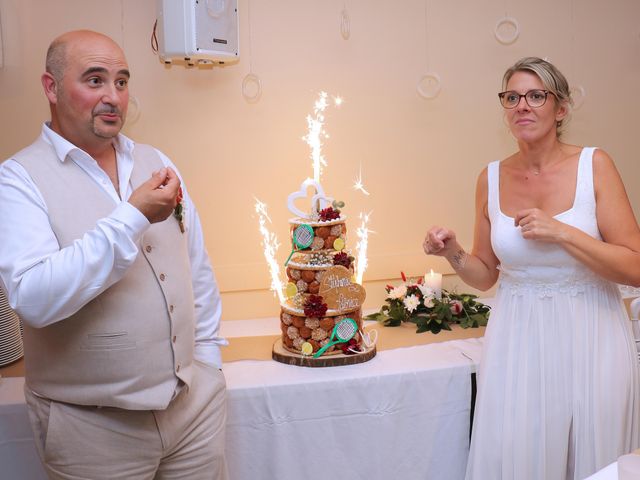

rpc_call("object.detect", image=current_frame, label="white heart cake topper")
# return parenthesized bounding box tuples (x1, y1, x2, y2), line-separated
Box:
(287, 178, 334, 218)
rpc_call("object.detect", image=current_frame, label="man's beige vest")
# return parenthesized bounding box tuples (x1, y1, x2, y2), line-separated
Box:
(12, 138, 195, 410)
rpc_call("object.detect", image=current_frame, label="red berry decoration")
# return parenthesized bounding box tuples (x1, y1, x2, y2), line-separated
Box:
(333, 252, 353, 269)
(340, 338, 360, 355)
(318, 206, 340, 222)
(303, 295, 328, 318)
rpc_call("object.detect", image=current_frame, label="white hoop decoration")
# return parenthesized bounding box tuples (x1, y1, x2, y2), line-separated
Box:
(126, 95, 141, 125)
(417, 73, 442, 99)
(340, 8, 351, 40)
(494, 16, 520, 45)
(360, 329, 378, 349)
(570, 84, 586, 110)
(242, 73, 262, 103)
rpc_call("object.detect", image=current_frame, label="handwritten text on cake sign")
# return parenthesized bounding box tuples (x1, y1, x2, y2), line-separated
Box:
(327, 274, 362, 310)
(328, 276, 351, 289)
(337, 293, 360, 310)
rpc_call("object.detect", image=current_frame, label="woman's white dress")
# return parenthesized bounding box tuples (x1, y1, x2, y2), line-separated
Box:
(465, 147, 640, 480)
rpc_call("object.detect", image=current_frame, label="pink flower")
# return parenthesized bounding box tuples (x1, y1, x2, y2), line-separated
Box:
(450, 300, 463, 315)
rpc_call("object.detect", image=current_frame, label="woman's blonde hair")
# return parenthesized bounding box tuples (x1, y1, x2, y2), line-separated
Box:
(502, 57, 573, 136)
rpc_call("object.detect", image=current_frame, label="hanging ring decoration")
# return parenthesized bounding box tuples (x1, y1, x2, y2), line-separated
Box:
(341, 8, 351, 40)
(417, 72, 442, 99)
(127, 95, 141, 125)
(242, 73, 262, 103)
(570, 84, 586, 110)
(494, 16, 520, 45)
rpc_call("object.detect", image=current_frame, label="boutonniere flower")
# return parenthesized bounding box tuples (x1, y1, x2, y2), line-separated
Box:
(174, 187, 185, 233)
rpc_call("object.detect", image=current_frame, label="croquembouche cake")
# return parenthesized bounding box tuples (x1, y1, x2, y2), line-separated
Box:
(276, 179, 373, 363)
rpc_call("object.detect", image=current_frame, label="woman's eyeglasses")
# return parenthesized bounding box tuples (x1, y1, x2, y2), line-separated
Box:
(498, 89, 555, 109)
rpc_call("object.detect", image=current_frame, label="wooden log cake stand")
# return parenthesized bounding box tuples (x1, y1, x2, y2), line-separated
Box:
(272, 338, 376, 367)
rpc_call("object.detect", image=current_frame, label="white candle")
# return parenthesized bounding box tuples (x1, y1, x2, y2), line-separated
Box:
(424, 269, 442, 299)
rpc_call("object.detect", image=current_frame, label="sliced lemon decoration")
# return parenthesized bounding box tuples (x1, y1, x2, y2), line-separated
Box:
(333, 237, 345, 251)
(285, 282, 298, 298)
(301, 342, 313, 356)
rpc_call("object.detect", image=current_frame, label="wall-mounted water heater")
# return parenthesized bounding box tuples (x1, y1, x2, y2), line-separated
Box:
(156, 0, 239, 66)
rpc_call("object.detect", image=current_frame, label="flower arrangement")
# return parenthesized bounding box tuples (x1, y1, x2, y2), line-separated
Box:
(365, 272, 490, 334)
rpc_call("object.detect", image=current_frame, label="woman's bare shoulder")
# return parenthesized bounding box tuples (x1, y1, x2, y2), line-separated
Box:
(592, 147, 615, 166)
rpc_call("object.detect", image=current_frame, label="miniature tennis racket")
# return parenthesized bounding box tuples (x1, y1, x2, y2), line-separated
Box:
(313, 317, 358, 358)
(284, 224, 314, 266)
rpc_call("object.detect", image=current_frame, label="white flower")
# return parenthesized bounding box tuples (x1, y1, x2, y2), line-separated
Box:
(418, 284, 434, 298)
(423, 295, 435, 308)
(418, 284, 436, 307)
(403, 294, 420, 313)
(387, 284, 407, 300)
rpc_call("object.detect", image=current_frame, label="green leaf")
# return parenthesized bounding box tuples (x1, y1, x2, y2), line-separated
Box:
(429, 323, 443, 334)
(365, 311, 386, 321)
(470, 313, 489, 327)
(416, 324, 430, 334)
(389, 302, 407, 322)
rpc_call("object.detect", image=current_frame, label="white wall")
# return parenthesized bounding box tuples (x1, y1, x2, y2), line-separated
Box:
(1, 0, 639, 319)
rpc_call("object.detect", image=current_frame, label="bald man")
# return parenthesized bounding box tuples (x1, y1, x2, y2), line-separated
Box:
(0, 30, 229, 479)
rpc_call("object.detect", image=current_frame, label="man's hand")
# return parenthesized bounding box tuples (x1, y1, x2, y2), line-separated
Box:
(128, 167, 181, 224)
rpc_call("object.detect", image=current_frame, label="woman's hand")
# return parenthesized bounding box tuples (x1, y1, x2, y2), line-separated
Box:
(423, 226, 459, 256)
(514, 208, 570, 243)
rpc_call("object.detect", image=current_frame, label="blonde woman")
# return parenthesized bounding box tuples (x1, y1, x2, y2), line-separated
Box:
(424, 57, 640, 479)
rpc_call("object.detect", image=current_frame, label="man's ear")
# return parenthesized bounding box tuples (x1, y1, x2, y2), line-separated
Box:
(41, 72, 58, 104)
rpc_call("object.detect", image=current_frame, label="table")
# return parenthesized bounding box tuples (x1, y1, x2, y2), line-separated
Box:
(586, 461, 618, 479)
(0, 318, 484, 480)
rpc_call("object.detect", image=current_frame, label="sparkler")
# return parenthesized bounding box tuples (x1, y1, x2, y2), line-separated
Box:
(304, 91, 328, 182)
(254, 198, 285, 303)
(354, 212, 372, 285)
(303, 92, 343, 183)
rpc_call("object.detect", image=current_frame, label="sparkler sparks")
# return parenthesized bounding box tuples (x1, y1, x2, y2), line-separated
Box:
(353, 164, 370, 196)
(254, 198, 285, 303)
(355, 212, 372, 285)
(303, 91, 328, 183)
(303, 91, 343, 183)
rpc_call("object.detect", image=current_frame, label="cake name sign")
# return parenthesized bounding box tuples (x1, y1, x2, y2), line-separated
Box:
(319, 266, 366, 313)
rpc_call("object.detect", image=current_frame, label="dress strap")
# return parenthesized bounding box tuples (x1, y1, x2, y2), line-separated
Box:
(574, 147, 597, 210)
(486, 160, 500, 220)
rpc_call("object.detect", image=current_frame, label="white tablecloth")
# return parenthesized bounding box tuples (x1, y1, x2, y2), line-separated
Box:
(0, 318, 484, 480)
(585, 461, 618, 479)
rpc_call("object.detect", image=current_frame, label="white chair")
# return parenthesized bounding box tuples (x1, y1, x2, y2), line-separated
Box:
(629, 297, 640, 363)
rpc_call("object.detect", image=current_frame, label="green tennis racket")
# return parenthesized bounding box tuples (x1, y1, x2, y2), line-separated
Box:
(284, 224, 314, 266)
(313, 318, 358, 358)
